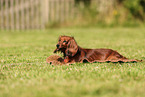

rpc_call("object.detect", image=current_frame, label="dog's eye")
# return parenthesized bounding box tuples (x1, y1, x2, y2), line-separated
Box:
(59, 39, 61, 42)
(63, 40, 66, 43)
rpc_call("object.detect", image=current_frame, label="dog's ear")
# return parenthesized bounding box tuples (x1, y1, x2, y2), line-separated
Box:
(67, 39, 78, 56)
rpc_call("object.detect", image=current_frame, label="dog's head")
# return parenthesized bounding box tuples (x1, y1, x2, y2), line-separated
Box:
(54, 36, 74, 53)
(65, 38, 78, 57)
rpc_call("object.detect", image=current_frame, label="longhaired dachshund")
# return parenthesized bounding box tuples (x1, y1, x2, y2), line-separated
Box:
(53, 36, 74, 58)
(64, 38, 140, 63)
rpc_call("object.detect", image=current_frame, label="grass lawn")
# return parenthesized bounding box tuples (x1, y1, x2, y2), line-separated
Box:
(0, 28, 145, 97)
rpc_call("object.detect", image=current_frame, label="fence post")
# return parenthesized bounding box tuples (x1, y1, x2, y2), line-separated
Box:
(5, 0, 9, 29)
(41, 0, 49, 28)
(0, 0, 4, 30)
(10, 0, 14, 30)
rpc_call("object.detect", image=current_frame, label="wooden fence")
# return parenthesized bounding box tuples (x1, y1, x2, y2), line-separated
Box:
(0, 0, 115, 30)
(0, 0, 42, 29)
(0, 0, 77, 30)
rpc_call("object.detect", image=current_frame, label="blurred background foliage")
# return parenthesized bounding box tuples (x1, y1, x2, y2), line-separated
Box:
(47, 0, 145, 28)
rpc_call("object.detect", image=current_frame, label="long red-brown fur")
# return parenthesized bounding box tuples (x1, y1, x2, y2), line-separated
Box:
(64, 38, 140, 63)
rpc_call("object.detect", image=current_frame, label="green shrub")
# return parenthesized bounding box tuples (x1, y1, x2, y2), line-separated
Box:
(46, 0, 145, 28)
(123, 0, 145, 21)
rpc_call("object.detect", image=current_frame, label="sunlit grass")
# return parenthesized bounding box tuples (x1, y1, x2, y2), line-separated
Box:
(0, 28, 145, 97)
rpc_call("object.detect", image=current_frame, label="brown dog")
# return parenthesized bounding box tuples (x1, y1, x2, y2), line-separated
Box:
(64, 38, 139, 63)
(53, 36, 74, 58)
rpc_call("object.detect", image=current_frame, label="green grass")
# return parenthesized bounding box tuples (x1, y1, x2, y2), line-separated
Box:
(0, 28, 145, 97)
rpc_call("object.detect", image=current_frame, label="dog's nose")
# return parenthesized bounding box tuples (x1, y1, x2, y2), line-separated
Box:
(56, 44, 59, 48)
